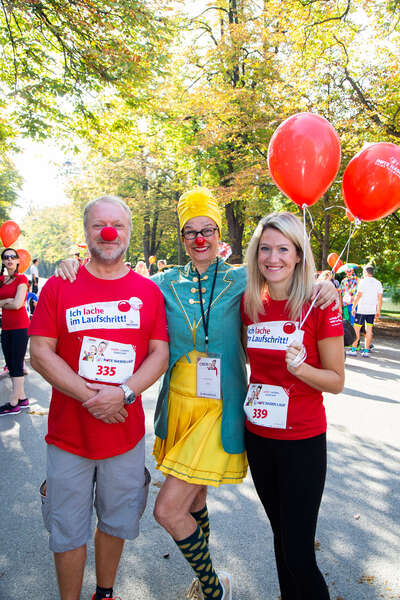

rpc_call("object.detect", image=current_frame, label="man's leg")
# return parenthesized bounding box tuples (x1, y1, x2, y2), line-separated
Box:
(54, 546, 87, 600)
(46, 446, 95, 600)
(365, 324, 373, 349)
(94, 529, 124, 589)
(94, 439, 149, 598)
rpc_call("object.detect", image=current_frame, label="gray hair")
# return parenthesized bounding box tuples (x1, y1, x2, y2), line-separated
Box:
(83, 195, 132, 234)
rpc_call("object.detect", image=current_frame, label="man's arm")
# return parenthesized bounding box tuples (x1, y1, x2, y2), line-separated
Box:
(30, 336, 128, 423)
(376, 292, 383, 318)
(352, 291, 362, 315)
(83, 339, 169, 419)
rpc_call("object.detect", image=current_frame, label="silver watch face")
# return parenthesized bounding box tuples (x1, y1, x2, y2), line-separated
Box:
(122, 384, 135, 404)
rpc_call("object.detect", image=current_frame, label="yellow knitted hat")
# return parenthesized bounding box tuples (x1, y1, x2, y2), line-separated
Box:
(177, 188, 222, 232)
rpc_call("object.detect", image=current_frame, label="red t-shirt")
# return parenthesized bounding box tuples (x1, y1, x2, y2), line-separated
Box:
(241, 296, 343, 440)
(29, 267, 169, 459)
(0, 274, 30, 330)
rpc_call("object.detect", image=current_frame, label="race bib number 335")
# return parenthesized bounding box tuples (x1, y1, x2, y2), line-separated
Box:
(78, 336, 135, 384)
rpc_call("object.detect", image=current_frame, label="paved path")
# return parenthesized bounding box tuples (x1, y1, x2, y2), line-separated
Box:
(0, 336, 399, 600)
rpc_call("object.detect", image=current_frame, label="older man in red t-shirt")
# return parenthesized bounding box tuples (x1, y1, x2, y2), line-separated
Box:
(29, 196, 169, 600)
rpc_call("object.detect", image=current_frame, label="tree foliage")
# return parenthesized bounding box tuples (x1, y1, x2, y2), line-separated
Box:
(10, 0, 400, 288)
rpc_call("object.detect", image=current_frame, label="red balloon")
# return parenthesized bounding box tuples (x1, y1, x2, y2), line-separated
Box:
(268, 112, 341, 207)
(342, 143, 400, 221)
(0, 221, 20, 247)
(327, 253, 343, 273)
(16, 248, 31, 273)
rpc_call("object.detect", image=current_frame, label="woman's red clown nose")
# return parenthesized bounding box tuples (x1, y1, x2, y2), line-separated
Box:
(101, 227, 118, 241)
(195, 236, 206, 246)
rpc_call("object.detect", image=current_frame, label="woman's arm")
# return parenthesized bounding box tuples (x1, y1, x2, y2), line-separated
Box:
(55, 258, 80, 282)
(1, 283, 28, 310)
(286, 336, 345, 394)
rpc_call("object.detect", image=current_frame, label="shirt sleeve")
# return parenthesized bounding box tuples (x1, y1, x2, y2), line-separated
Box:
(28, 278, 59, 338)
(316, 306, 344, 341)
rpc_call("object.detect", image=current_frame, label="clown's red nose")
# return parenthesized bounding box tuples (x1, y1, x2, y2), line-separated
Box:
(101, 227, 118, 241)
(195, 236, 206, 246)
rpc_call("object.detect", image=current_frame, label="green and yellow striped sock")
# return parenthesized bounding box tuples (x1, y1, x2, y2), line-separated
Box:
(191, 504, 210, 544)
(175, 525, 223, 599)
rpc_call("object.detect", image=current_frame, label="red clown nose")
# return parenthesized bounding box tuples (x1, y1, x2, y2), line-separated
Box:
(195, 236, 206, 246)
(101, 227, 118, 241)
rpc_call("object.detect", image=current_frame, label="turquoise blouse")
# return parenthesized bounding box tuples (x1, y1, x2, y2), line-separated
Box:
(152, 260, 248, 454)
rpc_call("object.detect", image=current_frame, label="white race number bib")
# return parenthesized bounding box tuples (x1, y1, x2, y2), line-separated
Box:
(244, 383, 289, 429)
(78, 336, 135, 384)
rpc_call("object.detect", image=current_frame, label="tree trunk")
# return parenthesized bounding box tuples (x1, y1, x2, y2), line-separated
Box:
(225, 200, 244, 263)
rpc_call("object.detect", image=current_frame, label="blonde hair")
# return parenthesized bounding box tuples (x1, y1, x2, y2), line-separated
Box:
(244, 212, 316, 322)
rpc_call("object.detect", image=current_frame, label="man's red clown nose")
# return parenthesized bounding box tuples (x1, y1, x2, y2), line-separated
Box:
(101, 227, 118, 241)
(195, 236, 206, 246)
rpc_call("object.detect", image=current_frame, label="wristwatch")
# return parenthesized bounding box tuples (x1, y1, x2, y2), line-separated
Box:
(120, 383, 136, 405)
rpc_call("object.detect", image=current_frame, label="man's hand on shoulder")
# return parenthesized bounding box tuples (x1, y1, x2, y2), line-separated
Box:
(83, 382, 128, 423)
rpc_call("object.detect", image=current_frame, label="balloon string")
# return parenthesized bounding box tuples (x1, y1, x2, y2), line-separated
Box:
(299, 292, 319, 329)
(329, 222, 359, 277)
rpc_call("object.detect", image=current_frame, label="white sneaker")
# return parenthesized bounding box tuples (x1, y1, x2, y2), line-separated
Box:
(219, 572, 232, 600)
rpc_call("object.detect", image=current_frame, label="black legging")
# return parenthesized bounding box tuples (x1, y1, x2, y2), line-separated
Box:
(245, 429, 330, 600)
(1, 328, 28, 377)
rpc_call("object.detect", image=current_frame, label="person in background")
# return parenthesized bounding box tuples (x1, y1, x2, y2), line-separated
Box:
(27, 280, 39, 317)
(317, 269, 340, 289)
(134, 260, 150, 277)
(348, 265, 383, 358)
(157, 259, 167, 272)
(30, 257, 40, 294)
(339, 267, 359, 325)
(0, 248, 30, 415)
(242, 212, 344, 600)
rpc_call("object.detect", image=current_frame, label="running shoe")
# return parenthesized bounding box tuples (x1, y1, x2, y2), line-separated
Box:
(0, 402, 21, 416)
(219, 572, 232, 600)
(362, 349, 370, 358)
(90, 595, 122, 600)
(185, 579, 203, 600)
(346, 348, 357, 356)
(18, 398, 30, 409)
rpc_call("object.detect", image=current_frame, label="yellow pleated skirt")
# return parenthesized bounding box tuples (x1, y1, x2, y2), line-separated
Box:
(153, 350, 247, 487)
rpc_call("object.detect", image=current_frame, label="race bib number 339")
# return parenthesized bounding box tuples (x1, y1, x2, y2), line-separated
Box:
(244, 383, 289, 429)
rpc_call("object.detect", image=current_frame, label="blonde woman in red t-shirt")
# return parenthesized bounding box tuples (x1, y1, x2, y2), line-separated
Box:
(0, 248, 30, 415)
(241, 212, 344, 600)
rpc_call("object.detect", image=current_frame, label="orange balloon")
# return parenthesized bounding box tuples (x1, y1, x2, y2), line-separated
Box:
(0, 221, 20, 247)
(17, 249, 31, 273)
(327, 252, 343, 273)
(149, 255, 156, 265)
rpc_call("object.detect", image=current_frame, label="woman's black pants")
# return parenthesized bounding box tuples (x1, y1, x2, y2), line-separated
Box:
(245, 429, 330, 599)
(1, 328, 28, 377)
